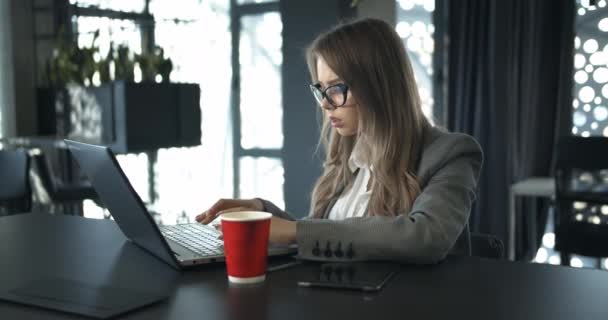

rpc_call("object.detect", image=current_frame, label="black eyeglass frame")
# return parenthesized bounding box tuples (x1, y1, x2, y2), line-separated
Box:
(309, 83, 350, 109)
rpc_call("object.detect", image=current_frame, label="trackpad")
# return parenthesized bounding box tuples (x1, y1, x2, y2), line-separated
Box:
(0, 277, 168, 319)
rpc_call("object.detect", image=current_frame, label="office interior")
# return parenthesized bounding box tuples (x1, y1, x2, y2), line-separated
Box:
(1, 0, 608, 318)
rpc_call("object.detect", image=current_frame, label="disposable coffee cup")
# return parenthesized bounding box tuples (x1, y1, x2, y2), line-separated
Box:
(221, 211, 272, 284)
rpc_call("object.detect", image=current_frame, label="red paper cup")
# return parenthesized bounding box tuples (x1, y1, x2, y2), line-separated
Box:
(221, 211, 272, 284)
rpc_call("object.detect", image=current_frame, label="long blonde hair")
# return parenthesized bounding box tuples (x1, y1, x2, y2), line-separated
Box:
(308, 18, 430, 218)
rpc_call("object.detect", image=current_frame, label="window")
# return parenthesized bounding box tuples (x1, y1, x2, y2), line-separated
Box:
(72, 0, 233, 224)
(151, 0, 232, 223)
(71, 0, 146, 12)
(395, 0, 435, 122)
(571, 0, 608, 138)
(535, 0, 608, 269)
(73, 0, 285, 223)
(232, 1, 285, 208)
(239, 12, 283, 150)
(237, 0, 276, 4)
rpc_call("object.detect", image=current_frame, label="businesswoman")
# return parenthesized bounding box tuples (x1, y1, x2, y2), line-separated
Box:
(196, 18, 483, 264)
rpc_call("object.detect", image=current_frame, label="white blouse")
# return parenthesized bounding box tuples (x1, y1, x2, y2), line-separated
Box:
(328, 142, 372, 220)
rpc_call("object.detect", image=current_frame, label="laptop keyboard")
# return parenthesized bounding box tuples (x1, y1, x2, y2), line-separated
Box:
(160, 223, 224, 257)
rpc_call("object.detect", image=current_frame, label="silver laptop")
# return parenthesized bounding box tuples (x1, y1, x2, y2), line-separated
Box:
(65, 140, 295, 270)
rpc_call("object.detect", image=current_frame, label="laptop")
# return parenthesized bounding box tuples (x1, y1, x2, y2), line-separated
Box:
(65, 139, 295, 270)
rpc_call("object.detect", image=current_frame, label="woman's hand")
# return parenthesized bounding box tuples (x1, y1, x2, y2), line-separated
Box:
(195, 198, 264, 224)
(209, 216, 296, 245)
(196, 198, 296, 245)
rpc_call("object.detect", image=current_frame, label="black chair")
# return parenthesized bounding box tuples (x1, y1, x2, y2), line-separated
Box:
(470, 233, 504, 259)
(0, 149, 32, 214)
(31, 151, 99, 215)
(555, 136, 608, 267)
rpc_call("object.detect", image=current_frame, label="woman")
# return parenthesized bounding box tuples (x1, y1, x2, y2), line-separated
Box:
(196, 18, 483, 264)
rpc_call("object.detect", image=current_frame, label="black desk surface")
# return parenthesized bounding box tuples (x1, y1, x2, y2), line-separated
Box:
(1, 213, 607, 320)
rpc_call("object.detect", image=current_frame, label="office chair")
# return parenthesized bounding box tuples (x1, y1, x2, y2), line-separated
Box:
(0, 149, 32, 214)
(31, 150, 99, 215)
(554, 136, 608, 267)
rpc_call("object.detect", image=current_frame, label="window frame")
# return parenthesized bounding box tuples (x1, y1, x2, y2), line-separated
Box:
(230, 0, 283, 198)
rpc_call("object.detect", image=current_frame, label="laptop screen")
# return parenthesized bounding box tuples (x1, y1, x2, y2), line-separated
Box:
(65, 140, 179, 269)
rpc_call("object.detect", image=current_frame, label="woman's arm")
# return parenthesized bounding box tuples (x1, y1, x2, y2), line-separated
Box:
(295, 134, 483, 264)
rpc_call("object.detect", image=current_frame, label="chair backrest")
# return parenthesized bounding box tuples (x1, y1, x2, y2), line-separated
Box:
(556, 136, 608, 171)
(31, 150, 99, 203)
(554, 136, 608, 257)
(31, 152, 57, 194)
(0, 149, 32, 213)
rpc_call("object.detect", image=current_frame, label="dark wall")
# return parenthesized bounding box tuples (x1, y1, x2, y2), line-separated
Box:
(0, 0, 16, 137)
(280, 0, 355, 217)
(10, 0, 37, 136)
(4, 0, 69, 137)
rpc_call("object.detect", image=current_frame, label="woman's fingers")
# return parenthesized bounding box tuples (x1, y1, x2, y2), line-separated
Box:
(216, 206, 250, 215)
(195, 210, 214, 224)
(195, 199, 236, 223)
(206, 207, 248, 241)
(195, 198, 264, 224)
(196, 205, 252, 224)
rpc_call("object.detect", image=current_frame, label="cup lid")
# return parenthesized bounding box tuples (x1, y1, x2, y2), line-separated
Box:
(220, 211, 272, 222)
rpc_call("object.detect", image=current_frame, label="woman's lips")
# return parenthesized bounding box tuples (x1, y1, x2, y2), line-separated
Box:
(330, 117, 344, 128)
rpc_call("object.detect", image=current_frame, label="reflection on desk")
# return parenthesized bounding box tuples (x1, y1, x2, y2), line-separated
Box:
(2, 213, 608, 320)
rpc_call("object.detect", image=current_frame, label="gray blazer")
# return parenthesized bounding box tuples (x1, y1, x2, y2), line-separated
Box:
(259, 126, 483, 264)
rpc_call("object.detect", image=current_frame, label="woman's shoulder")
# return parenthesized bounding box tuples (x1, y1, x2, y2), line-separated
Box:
(416, 126, 483, 181)
(423, 126, 482, 156)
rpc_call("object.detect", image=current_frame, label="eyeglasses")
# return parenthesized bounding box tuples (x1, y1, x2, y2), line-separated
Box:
(309, 83, 349, 109)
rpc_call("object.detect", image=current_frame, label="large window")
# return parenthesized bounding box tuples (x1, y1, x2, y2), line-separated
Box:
(232, 1, 285, 208)
(72, 0, 285, 223)
(72, 0, 233, 224)
(151, 0, 233, 223)
(395, 0, 435, 122)
(534, 0, 608, 270)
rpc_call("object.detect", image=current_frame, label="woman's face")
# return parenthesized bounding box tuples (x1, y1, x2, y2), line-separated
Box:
(315, 57, 359, 136)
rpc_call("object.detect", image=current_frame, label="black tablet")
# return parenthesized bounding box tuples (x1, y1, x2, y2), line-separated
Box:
(297, 262, 398, 292)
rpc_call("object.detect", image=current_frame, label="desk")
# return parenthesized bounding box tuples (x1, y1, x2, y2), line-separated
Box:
(2, 213, 608, 320)
(508, 177, 555, 261)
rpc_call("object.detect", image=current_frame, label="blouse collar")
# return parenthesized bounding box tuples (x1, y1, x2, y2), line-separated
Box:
(348, 140, 372, 173)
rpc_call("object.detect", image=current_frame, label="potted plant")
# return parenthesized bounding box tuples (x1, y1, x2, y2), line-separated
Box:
(38, 28, 201, 153)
